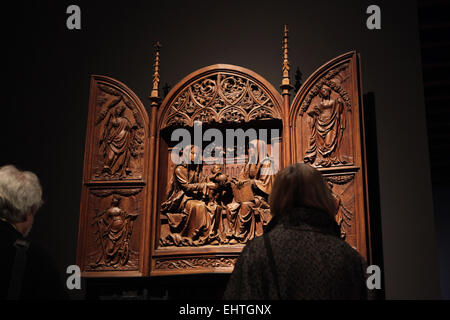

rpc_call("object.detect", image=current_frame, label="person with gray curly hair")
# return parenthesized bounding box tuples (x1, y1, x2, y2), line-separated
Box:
(0, 165, 43, 237)
(0, 165, 68, 300)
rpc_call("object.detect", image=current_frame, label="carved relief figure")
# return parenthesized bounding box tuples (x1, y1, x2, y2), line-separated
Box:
(206, 164, 232, 244)
(99, 104, 138, 177)
(226, 139, 274, 243)
(208, 164, 229, 197)
(160, 141, 276, 246)
(160, 145, 218, 246)
(327, 179, 353, 239)
(304, 84, 347, 167)
(91, 196, 138, 268)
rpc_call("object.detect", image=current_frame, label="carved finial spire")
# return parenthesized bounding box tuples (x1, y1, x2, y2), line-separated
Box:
(150, 41, 161, 100)
(281, 25, 291, 88)
(280, 25, 293, 167)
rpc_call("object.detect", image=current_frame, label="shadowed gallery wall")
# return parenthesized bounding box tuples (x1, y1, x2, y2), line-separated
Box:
(1, 0, 441, 299)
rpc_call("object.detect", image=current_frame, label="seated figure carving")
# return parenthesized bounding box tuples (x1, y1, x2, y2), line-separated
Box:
(160, 145, 218, 246)
(226, 139, 274, 244)
(160, 140, 275, 247)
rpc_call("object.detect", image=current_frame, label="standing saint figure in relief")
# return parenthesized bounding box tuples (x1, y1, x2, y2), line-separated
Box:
(99, 104, 135, 177)
(304, 84, 347, 167)
(92, 196, 138, 268)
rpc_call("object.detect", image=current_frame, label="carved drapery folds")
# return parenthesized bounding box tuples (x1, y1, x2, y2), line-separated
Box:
(85, 189, 142, 271)
(92, 83, 146, 180)
(158, 142, 275, 248)
(77, 75, 149, 277)
(298, 63, 353, 167)
(162, 72, 281, 129)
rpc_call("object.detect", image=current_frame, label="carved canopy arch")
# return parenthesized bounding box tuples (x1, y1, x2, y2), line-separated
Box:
(158, 64, 284, 130)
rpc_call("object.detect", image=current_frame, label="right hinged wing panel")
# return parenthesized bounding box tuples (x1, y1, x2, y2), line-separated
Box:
(289, 52, 371, 261)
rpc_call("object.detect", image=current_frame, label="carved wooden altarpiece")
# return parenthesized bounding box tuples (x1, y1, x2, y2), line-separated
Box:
(77, 29, 371, 278)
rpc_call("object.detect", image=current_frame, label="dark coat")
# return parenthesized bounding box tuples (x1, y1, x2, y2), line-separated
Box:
(0, 220, 69, 300)
(223, 206, 368, 300)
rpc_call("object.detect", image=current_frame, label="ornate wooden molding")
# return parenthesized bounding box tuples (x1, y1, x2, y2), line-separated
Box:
(89, 188, 143, 197)
(325, 174, 355, 185)
(162, 73, 280, 128)
(158, 65, 283, 129)
(154, 257, 237, 271)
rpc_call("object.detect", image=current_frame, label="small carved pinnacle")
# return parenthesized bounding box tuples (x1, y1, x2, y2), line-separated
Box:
(150, 41, 162, 101)
(281, 25, 293, 90)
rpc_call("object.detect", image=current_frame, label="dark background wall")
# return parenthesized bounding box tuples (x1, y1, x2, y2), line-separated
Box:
(417, 0, 450, 300)
(1, 0, 445, 299)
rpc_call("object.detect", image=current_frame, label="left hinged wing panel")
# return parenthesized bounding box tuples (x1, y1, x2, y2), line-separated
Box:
(77, 75, 151, 277)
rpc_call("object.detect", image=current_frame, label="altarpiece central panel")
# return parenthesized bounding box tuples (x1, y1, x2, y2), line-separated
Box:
(151, 65, 284, 275)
